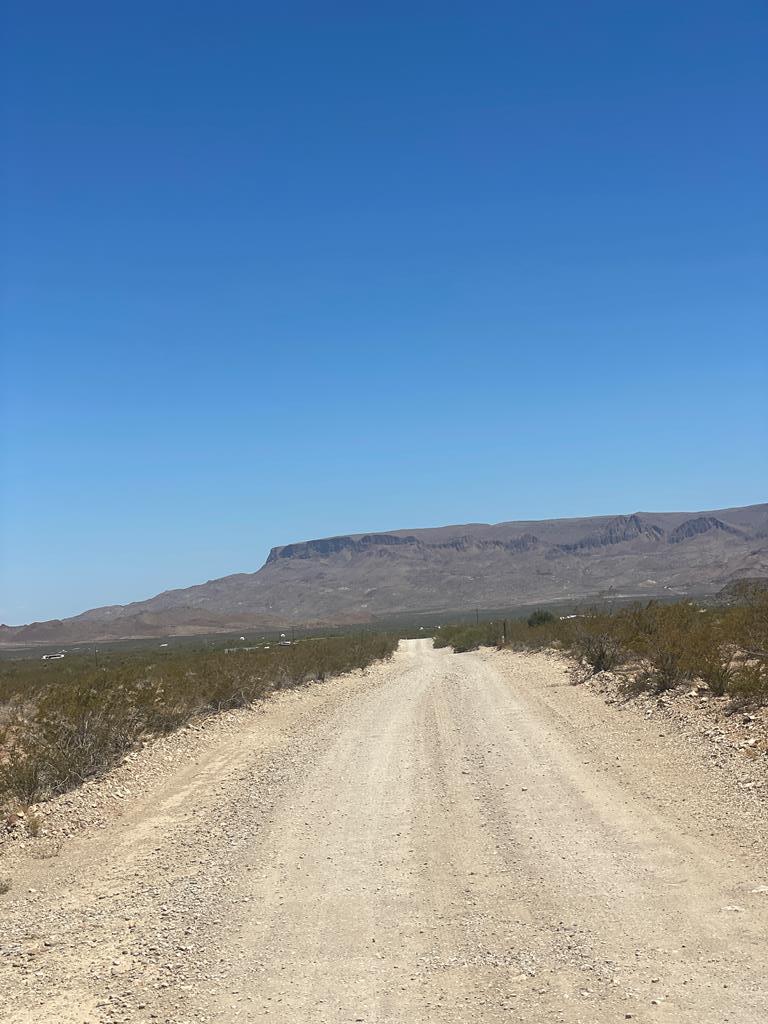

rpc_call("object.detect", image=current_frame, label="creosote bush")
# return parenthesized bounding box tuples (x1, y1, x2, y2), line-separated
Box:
(0, 633, 396, 807)
(620, 601, 703, 692)
(569, 613, 626, 676)
(728, 661, 768, 706)
(433, 620, 506, 653)
(527, 609, 555, 628)
(435, 586, 768, 708)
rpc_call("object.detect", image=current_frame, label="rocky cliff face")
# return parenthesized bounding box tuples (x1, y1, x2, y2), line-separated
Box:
(556, 514, 665, 553)
(668, 516, 741, 543)
(2, 503, 767, 644)
(267, 533, 421, 562)
(267, 530, 543, 563)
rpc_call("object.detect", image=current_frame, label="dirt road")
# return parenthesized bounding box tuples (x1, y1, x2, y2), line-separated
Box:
(1, 639, 767, 1023)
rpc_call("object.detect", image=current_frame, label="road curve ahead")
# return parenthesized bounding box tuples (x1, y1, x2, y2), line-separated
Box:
(2, 639, 767, 1024)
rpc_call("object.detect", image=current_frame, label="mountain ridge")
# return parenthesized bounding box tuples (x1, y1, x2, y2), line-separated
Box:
(2, 502, 767, 645)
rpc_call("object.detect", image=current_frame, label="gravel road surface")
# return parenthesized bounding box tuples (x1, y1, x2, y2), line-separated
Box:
(1, 639, 766, 1023)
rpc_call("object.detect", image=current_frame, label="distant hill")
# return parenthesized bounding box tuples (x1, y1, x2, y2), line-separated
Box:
(2, 502, 767, 646)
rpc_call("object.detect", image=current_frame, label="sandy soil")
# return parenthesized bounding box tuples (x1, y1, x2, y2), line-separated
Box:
(1, 639, 766, 1023)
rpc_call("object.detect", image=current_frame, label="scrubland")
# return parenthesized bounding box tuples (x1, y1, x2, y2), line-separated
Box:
(434, 584, 768, 706)
(0, 633, 396, 808)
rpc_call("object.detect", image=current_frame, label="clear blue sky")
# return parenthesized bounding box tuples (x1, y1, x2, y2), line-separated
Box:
(2, 2, 766, 624)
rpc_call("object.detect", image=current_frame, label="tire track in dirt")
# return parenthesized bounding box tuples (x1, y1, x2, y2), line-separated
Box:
(1, 640, 766, 1023)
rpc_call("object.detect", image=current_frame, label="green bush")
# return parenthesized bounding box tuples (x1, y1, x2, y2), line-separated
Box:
(433, 621, 505, 652)
(570, 613, 626, 676)
(617, 602, 702, 691)
(527, 609, 555, 628)
(728, 661, 768, 706)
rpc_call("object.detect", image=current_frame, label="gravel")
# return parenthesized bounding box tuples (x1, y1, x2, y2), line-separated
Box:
(0, 641, 766, 1023)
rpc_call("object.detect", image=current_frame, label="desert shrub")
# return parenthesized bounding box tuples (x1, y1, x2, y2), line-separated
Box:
(615, 602, 702, 692)
(697, 649, 735, 697)
(433, 621, 506, 652)
(435, 612, 574, 654)
(0, 633, 397, 806)
(508, 614, 568, 650)
(435, 593, 768, 710)
(683, 614, 736, 697)
(0, 730, 48, 806)
(527, 609, 555, 628)
(734, 584, 768, 658)
(568, 612, 626, 676)
(728, 661, 768, 706)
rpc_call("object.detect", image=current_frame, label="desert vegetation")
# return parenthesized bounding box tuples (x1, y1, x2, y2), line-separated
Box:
(434, 584, 768, 706)
(0, 634, 396, 809)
